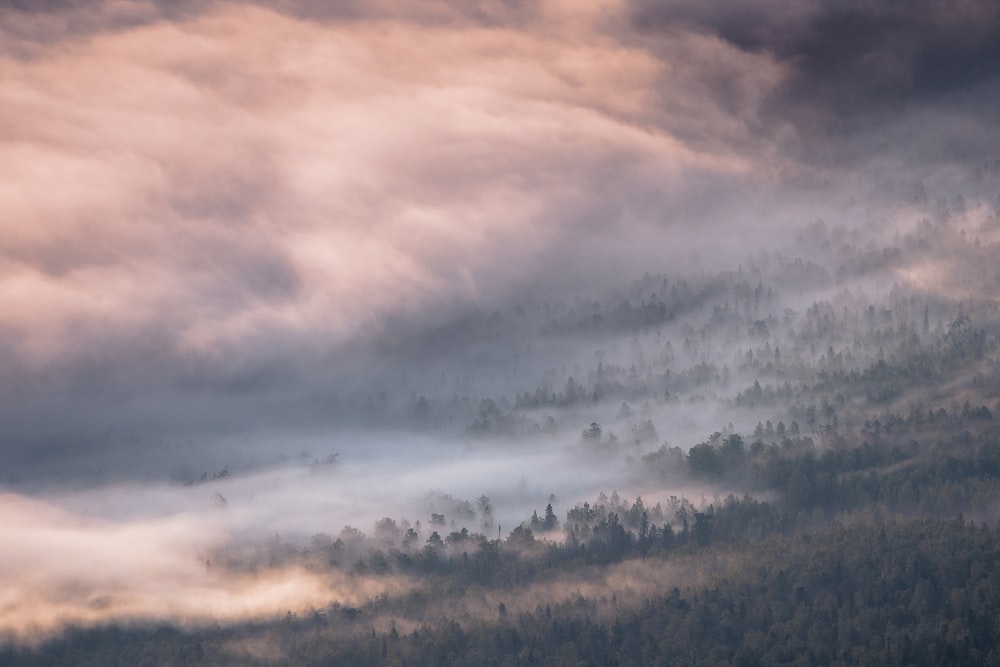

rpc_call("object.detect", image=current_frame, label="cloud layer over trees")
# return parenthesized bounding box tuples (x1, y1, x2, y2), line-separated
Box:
(2, 0, 999, 643)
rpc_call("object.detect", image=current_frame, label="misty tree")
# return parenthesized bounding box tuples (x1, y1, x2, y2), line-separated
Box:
(411, 395, 430, 425)
(688, 441, 722, 478)
(506, 524, 535, 547)
(544, 415, 557, 433)
(582, 422, 602, 440)
(477, 495, 494, 531)
(562, 376, 586, 405)
(469, 398, 503, 433)
(338, 525, 366, 551)
(373, 517, 399, 545)
(542, 503, 558, 532)
(402, 527, 420, 548)
(805, 404, 817, 430)
(631, 419, 657, 444)
(445, 527, 470, 545)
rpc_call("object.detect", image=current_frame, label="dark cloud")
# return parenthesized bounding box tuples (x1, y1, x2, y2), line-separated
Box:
(632, 0, 1000, 100)
(629, 0, 1000, 164)
(267, 0, 538, 27)
(0, 0, 206, 58)
(0, 0, 537, 56)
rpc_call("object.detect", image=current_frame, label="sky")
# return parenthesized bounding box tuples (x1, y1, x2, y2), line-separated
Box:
(1, 0, 999, 640)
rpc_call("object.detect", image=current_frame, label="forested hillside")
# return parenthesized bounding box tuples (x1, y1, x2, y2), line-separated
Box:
(7, 206, 1000, 666)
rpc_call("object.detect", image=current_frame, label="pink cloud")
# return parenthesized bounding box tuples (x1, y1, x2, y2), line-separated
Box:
(0, 2, 780, 366)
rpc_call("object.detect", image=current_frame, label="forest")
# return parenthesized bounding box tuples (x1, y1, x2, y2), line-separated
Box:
(6, 201, 1000, 665)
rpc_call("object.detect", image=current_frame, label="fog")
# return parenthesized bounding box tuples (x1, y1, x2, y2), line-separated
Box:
(0, 423, 738, 641)
(0, 491, 413, 645)
(2, 0, 999, 644)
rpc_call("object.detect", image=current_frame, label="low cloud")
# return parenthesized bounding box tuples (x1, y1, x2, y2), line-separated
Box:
(0, 491, 410, 644)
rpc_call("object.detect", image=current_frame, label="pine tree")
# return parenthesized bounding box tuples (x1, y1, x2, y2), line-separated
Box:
(543, 503, 558, 531)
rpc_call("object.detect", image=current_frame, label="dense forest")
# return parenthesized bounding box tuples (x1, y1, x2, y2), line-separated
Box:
(7, 204, 1000, 665)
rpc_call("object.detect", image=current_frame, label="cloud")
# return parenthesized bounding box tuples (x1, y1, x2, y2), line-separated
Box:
(0, 491, 410, 644)
(0, 0, 800, 441)
(628, 0, 1000, 166)
(0, 422, 735, 645)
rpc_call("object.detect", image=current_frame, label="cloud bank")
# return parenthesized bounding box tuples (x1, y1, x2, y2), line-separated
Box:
(0, 491, 412, 644)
